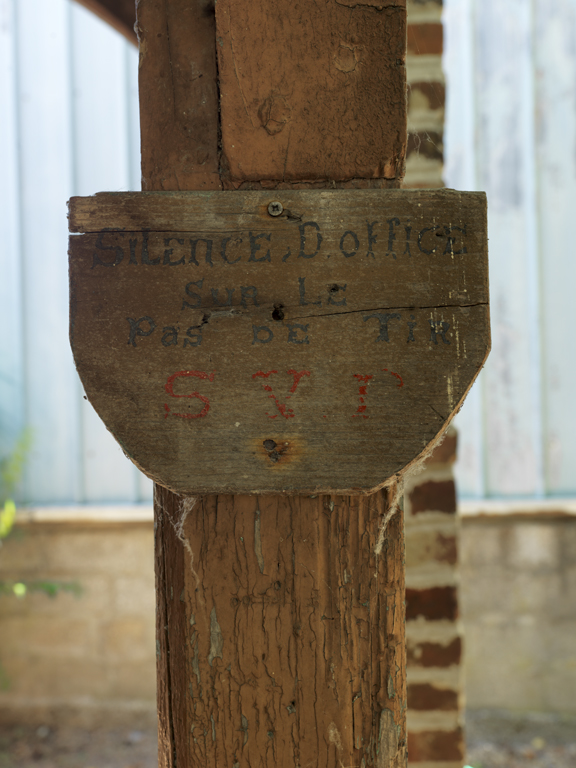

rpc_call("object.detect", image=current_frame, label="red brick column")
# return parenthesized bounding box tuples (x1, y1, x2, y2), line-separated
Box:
(405, 0, 444, 189)
(405, 427, 465, 768)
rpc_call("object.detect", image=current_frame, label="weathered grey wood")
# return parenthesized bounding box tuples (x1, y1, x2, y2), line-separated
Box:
(69, 188, 479, 235)
(69, 188, 489, 494)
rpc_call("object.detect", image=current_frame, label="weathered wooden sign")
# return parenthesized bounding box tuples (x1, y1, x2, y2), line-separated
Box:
(68, 189, 489, 494)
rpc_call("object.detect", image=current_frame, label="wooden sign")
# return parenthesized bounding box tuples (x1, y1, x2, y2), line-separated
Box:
(68, 189, 489, 495)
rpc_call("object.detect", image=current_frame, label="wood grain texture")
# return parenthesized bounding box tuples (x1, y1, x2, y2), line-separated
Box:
(131, 0, 417, 763)
(136, 0, 221, 191)
(68, 189, 489, 494)
(155, 485, 406, 768)
(215, 0, 407, 184)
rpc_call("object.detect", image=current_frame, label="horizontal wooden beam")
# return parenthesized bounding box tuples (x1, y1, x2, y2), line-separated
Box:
(73, 0, 137, 45)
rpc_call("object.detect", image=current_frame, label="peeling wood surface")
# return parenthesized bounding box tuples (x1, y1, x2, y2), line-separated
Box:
(69, 189, 489, 495)
(215, 0, 406, 183)
(132, 0, 440, 764)
(155, 486, 407, 768)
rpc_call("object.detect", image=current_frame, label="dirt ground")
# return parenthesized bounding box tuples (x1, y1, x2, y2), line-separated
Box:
(0, 726, 158, 768)
(0, 711, 574, 768)
(466, 710, 576, 768)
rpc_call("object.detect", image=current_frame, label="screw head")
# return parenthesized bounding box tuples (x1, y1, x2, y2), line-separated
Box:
(267, 201, 284, 217)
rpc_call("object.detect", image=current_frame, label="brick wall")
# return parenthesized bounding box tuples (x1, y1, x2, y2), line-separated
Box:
(405, 427, 465, 768)
(406, 0, 444, 189)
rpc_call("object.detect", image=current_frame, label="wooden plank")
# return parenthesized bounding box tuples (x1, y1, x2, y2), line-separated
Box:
(443, 0, 486, 498)
(70, 188, 482, 237)
(215, 0, 406, 183)
(154, 486, 406, 768)
(534, 0, 576, 494)
(69, 189, 489, 495)
(71, 1, 141, 503)
(126, 43, 142, 193)
(73, 0, 138, 45)
(136, 0, 221, 192)
(17, 0, 81, 502)
(473, 0, 543, 496)
(0, 0, 26, 465)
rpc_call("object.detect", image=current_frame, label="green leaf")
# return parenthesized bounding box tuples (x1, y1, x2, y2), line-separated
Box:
(0, 428, 32, 500)
(0, 499, 16, 539)
(12, 582, 26, 598)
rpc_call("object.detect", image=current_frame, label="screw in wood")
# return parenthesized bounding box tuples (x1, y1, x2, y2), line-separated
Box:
(267, 201, 284, 216)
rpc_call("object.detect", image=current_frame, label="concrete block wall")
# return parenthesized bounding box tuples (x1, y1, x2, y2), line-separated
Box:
(460, 510, 576, 715)
(405, 428, 465, 768)
(0, 514, 157, 727)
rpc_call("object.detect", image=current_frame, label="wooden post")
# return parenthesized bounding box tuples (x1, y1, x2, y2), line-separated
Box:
(67, 3, 488, 767)
(138, 1, 407, 766)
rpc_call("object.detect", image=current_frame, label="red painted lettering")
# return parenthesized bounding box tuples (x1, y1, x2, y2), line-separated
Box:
(353, 374, 373, 418)
(252, 369, 311, 419)
(164, 370, 215, 419)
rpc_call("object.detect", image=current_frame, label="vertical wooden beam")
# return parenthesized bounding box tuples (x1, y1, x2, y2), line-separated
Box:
(137, 1, 407, 765)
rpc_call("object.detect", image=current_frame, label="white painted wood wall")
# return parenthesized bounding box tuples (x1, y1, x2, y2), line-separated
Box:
(0, 0, 151, 504)
(1, 0, 574, 503)
(445, 0, 576, 499)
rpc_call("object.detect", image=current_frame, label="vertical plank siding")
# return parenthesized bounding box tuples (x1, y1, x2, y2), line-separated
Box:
(0, 0, 26, 471)
(445, 0, 576, 499)
(0, 0, 148, 504)
(1, 0, 574, 502)
(534, 0, 576, 495)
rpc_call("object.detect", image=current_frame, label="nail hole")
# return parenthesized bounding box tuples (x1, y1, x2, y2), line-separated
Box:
(329, 284, 339, 293)
(263, 439, 276, 451)
(272, 304, 284, 321)
(269, 451, 280, 463)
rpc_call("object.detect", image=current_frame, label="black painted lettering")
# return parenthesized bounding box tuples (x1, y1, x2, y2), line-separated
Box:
(190, 238, 213, 266)
(404, 225, 412, 256)
(127, 316, 156, 347)
(339, 230, 360, 258)
(417, 226, 438, 255)
(163, 237, 185, 266)
(162, 326, 179, 346)
(252, 325, 274, 344)
(443, 225, 467, 255)
(211, 288, 235, 306)
(141, 231, 160, 265)
(184, 328, 202, 347)
(407, 314, 416, 342)
(287, 323, 309, 345)
(327, 283, 347, 306)
(429, 319, 451, 345)
(182, 278, 204, 310)
(298, 277, 321, 306)
(129, 238, 138, 264)
(221, 236, 242, 264)
(387, 217, 400, 259)
(366, 221, 378, 258)
(249, 232, 271, 263)
(363, 312, 401, 342)
(281, 247, 292, 262)
(298, 221, 323, 259)
(92, 232, 124, 268)
(241, 286, 260, 308)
